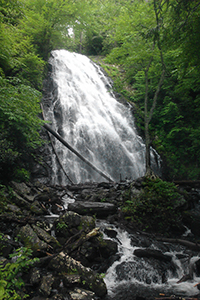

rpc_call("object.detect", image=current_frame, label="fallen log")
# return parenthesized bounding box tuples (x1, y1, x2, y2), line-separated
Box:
(43, 123, 114, 183)
(156, 237, 200, 251)
(155, 297, 198, 300)
(194, 282, 200, 287)
(66, 228, 100, 255)
(173, 180, 200, 187)
(176, 274, 192, 283)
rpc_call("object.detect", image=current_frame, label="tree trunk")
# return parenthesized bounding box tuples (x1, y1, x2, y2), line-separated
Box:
(43, 123, 114, 183)
(144, 0, 166, 177)
(145, 121, 151, 176)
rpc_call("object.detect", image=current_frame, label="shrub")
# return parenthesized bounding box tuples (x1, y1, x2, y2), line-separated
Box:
(121, 178, 185, 233)
(0, 246, 39, 299)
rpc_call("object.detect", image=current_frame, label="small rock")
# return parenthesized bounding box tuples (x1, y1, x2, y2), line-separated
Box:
(39, 273, 54, 297)
(69, 287, 95, 300)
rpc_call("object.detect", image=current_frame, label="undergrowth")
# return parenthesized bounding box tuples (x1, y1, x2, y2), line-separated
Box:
(121, 177, 185, 233)
(0, 245, 39, 299)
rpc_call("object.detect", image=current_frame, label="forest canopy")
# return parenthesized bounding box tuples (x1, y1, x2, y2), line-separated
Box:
(0, 0, 200, 182)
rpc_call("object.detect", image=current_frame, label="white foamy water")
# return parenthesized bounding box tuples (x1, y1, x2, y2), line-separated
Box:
(97, 221, 200, 298)
(44, 49, 160, 185)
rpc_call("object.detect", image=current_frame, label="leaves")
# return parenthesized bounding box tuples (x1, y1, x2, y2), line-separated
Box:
(0, 76, 44, 182)
(0, 77, 43, 147)
(121, 178, 184, 233)
(0, 246, 39, 299)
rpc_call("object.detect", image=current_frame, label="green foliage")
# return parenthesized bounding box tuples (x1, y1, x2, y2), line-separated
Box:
(0, 246, 39, 299)
(56, 222, 68, 231)
(121, 178, 184, 233)
(0, 77, 43, 148)
(0, 0, 200, 181)
(0, 76, 43, 182)
(96, 0, 200, 180)
(14, 168, 30, 183)
(18, 0, 82, 60)
(0, 0, 23, 26)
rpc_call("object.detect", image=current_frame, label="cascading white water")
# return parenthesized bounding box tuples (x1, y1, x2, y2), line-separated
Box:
(97, 221, 200, 299)
(44, 49, 160, 185)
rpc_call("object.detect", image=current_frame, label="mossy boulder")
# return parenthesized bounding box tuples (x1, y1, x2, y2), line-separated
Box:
(19, 224, 48, 253)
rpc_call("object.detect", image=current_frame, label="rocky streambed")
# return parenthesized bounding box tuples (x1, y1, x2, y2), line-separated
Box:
(1, 178, 200, 300)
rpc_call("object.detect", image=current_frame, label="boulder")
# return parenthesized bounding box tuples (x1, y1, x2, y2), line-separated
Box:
(19, 224, 48, 253)
(195, 258, 200, 276)
(11, 191, 44, 215)
(30, 268, 41, 285)
(32, 224, 61, 249)
(63, 274, 81, 287)
(11, 181, 35, 202)
(11, 191, 31, 210)
(104, 227, 118, 238)
(134, 249, 172, 262)
(30, 200, 46, 215)
(34, 191, 60, 204)
(68, 201, 117, 217)
(79, 215, 96, 233)
(97, 238, 118, 258)
(39, 273, 54, 297)
(182, 209, 200, 236)
(55, 211, 83, 239)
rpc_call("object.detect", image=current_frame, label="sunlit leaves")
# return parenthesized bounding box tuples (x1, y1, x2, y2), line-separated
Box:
(19, 0, 82, 59)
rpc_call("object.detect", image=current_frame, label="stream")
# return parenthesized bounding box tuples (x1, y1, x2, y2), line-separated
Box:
(98, 221, 200, 300)
(58, 195, 200, 300)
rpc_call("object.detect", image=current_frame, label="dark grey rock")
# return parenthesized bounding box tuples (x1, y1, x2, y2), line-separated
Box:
(134, 249, 172, 262)
(39, 273, 54, 297)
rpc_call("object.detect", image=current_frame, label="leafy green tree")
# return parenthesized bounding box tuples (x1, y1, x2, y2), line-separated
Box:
(0, 76, 43, 182)
(104, 0, 167, 176)
(0, 0, 23, 26)
(100, 0, 200, 180)
(150, 0, 200, 179)
(19, 0, 84, 60)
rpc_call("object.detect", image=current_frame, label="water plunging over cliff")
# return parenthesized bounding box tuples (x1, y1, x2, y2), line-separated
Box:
(43, 49, 159, 185)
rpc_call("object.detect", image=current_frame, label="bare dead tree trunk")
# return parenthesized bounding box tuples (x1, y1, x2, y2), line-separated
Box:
(144, 0, 166, 177)
(43, 123, 114, 183)
(144, 67, 165, 176)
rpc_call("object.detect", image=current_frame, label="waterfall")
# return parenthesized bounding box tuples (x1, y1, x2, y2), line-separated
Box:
(43, 49, 160, 185)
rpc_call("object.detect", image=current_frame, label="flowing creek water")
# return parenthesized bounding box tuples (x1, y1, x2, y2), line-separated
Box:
(46, 195, 200, 299)
(97, 221, 200, 299)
